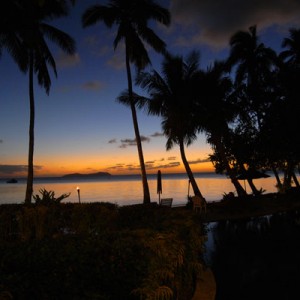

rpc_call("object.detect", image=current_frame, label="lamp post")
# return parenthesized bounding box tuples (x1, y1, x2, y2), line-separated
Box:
(77, 186, 81, 203)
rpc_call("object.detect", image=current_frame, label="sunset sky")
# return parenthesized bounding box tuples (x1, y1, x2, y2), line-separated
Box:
(1, 0, 300, 178)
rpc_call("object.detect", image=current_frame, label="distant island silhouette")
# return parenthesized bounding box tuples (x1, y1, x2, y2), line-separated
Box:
(61, 172, 111, 179)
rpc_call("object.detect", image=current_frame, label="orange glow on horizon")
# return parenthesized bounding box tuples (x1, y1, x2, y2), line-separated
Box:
(31, 159, 215, 177)
(1, 145, 214, 178)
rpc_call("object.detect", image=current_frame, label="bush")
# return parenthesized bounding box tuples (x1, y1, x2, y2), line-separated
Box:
(0, 203, 207, 299)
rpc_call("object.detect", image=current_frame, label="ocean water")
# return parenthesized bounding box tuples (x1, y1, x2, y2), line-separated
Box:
(0, 172, 279, 206)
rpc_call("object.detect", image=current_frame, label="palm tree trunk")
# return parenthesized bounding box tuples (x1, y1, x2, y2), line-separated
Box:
(292, 171, 300, 188)
(271, 164, 282, 190)
(25, 53, 34, 204)
(179, 139, 204, 198)
(283, 161, 293, 190)
(125, 42, 150, 204)
(213, 136, 247, 197)
(239, 164, 260, 195)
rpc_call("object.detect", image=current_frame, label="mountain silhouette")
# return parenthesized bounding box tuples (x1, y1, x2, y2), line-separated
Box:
(61, 172, 111, 179)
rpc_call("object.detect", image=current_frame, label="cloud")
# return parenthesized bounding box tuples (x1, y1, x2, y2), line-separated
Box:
(146, 161, 181, 170)
(56, 52, 80, 68)
(81, 80, 106, 91)
(108, 139, 117, 144)
(0, 164, 42, 176)
(0, 139, 3, 143)
(120, 136, 151, 148)
(188, 157, 211, 165)
(107, 53, 125, 70)
(146, 160, 155, 164)
(170, 0, 300, 48)
(167, 156, 177, 161)
(150, 132, 164, 137)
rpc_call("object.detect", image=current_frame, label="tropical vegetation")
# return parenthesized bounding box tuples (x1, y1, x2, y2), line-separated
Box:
(0, 0, 76, 204)
(1, 1, 300, 201)
(133, 52, 204, 198)
(133, 24, 300, 198)
(81, 0, 171, 204)
(0, 202, 206, 299)
(2, 3, 300, 299)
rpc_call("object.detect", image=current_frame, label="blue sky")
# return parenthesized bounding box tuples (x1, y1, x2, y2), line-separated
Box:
(1, 0, 300, 178)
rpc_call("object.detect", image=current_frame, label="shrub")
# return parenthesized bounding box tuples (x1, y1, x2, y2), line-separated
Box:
(0, 203, 207, 299)
(33, 188, 70, 205)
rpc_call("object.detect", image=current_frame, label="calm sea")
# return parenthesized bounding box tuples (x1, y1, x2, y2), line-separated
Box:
(0, 172, 279, 206)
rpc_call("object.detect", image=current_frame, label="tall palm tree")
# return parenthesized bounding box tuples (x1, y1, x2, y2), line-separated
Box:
(196, 61, 247, 197)
(2, 0, 76, 203)
(82, 0, 170, 204)
(227, 25, 280, 193)
(136, 52, 204, 198)
(0, 1, 27, 70)
(276, 28, 300, 189)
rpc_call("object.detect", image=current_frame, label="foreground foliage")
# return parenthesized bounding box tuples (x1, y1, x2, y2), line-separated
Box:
(0, 202, 206, 299)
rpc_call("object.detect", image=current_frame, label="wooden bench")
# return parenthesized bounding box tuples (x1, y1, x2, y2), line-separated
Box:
(160, 198, 173, 207)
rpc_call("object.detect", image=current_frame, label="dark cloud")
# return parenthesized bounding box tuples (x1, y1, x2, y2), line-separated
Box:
(146, 162, 181, 170)
(0, 164, 42, 175)
(108, 139, 117, 144)
(170, 0, 300, 48)
(106, 160, 181, 172)
(0, 139, 3, 143)
(150, 132, 164, 137)
(146, 160, 155, 164)
(120, 136, 151, 148)
(188, 158, 210, 165)
(167, 156, 177, 161)
(145, 160, 181, 170)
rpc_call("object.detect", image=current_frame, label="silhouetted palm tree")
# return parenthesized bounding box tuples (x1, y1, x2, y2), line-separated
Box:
(280, 28, 300, 66)
(2, 0, 76, 203)
(136, 52, 204, 198)
(227, 25, 280, 193)
(0, 1, 27, 70)
(276, 28, 300, 189)
(227, 25, 277, 130)
(196, 61, 247, 196)
(82, 0, 170, 204)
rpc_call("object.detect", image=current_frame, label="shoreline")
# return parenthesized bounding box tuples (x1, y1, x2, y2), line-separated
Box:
(203, 191, 300, 222)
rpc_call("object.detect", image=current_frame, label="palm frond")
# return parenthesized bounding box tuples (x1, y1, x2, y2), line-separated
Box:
(82, 5, 116, 28)
(41, 23, 76, 54)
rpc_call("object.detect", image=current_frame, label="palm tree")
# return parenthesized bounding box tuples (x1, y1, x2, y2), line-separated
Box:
(276, 28, 300, 189)
(227, 25, 277, 130)
(0, 1, 27, 71)
(280, 28, 300, 66)
(136, 52, 205, 198)
(2, 0, 76, 203)
(82, 0, 170, 204)
(196, 61, 247, 197)
(227, 25, 280, 193)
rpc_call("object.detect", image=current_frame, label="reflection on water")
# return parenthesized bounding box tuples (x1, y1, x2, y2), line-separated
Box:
(209, 213, 300, 299)
(0, 174, 278, 205)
